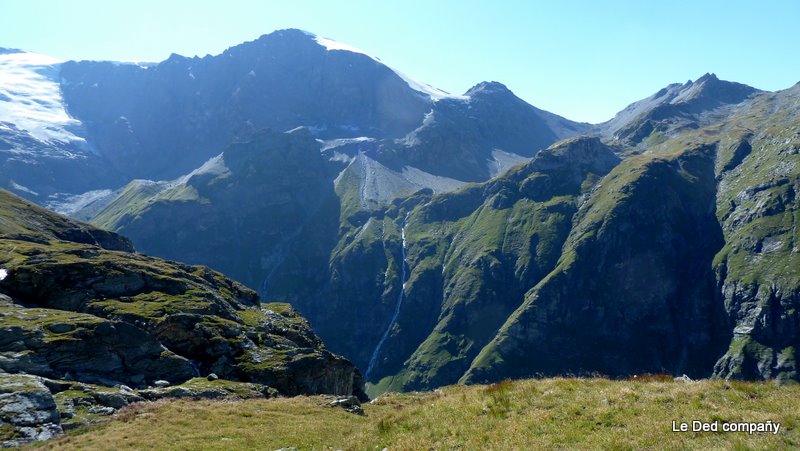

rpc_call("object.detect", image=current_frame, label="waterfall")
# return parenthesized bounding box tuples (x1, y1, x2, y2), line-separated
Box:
(365, 213, 410, 380)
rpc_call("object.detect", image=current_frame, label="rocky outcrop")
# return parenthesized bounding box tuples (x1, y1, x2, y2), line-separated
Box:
(0, 240, 364, 396)
(0, 295, 195, 386)
(0, 373, 62, 448)
(0, 372, 282, 447)
(0, 188, 366, 444)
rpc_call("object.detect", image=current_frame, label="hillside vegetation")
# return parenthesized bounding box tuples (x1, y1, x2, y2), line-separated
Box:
(39, 377, 799, 450)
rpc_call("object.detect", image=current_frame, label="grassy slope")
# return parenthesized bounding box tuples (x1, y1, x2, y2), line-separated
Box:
(39, 378, 799, 450)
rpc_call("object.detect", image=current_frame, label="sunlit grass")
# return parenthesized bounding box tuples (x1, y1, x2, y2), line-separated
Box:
(38, 377, 800, 450)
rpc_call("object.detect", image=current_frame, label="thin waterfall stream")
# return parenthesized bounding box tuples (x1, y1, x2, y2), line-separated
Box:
(365, 213, 410, 380)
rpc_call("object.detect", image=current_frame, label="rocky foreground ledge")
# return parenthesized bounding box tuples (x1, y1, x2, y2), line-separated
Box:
(0, 372, 287, 447)
(0, 190, 365, 446)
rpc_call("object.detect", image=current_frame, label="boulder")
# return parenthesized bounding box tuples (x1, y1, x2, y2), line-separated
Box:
(0, 373, 62, 447)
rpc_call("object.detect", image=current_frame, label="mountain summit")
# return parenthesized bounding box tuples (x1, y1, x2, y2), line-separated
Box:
(57, 28, 450, 181)
(601, 73, 760, 145)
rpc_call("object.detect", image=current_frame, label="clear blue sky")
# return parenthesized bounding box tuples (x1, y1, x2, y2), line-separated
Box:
(1, 0, 798, 123)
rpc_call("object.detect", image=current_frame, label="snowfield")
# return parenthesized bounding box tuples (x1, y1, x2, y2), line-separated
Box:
(0, 50, 87, 144)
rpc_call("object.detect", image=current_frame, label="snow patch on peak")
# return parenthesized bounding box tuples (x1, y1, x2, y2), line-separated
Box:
(312, 35, 466, 102)
(392, 67, 467, 101)
(2, 51, 62, 67)
(0, 51, 86, 144)
(314, 36, 371, 56)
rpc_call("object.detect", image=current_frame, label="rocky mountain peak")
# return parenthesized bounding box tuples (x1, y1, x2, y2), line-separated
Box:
(671, 72, 758, 107)
(245, 28, 323, 52)
(258, 28, 315, 41)
(465, 81, 512, 97)
(602, 72, 760, 143)
(696, 72, 719, 83)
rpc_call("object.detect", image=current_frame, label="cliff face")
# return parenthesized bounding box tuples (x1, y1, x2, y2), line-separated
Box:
(464, 145, 729, 383)
(710, 86, 800, 382)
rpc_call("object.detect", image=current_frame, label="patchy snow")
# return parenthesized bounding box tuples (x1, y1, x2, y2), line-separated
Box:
(47, 189, 115, 217)
(328, 151, 354, 163)
(320, 136, 375, 151)
(311, 34, 466, 102)
(9, 180, 39, 196)
(0, 51, 87, 144)
(0, 269, 7, 281)
(391, 67, 466, 101)
(103, 60, 154, 69)
(176, 153, 229, 184)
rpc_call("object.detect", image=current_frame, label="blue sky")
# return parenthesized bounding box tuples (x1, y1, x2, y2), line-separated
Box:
(1, 0, 798, 123)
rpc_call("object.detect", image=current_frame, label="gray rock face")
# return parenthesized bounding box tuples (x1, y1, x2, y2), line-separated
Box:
(705, 87, 800, 382)
(0, 373, 62, 448)
(0, 300, 196, 387)
(0, 372, 283, 446)
(329, 395, 364, 415)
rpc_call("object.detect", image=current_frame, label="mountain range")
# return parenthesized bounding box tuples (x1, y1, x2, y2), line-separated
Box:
(1, 26, 798, 417)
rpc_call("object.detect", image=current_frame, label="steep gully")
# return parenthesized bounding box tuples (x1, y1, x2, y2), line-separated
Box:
(366, 213, 410, 379)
